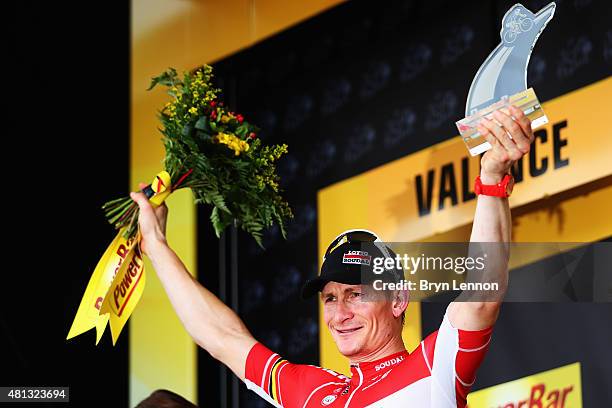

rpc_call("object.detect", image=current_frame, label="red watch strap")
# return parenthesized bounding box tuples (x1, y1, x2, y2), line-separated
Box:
(475, 174, 511, 197)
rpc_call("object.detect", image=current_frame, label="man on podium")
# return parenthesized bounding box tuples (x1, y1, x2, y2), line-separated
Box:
(130, 105, 533, 407)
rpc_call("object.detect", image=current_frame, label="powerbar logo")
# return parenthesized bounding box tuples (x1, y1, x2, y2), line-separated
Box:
(468, 362, 581, 408)
(375, 355, 405, 371)
(343, 251, 371, 266)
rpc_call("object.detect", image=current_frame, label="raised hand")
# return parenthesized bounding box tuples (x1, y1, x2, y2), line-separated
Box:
(477, 105, 534, 184)
(130, 182, 169, 256)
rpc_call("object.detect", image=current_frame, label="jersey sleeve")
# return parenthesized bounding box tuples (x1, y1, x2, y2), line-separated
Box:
(244, 342, 346, 408)
(421, 306, 494, 408)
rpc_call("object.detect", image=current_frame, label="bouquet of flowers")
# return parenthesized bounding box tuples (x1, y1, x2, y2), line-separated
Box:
(67, 65, 292, 345)
(103, 65, 292, 246)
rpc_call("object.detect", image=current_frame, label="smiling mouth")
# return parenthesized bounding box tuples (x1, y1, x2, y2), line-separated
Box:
(336, 327, 363, 335)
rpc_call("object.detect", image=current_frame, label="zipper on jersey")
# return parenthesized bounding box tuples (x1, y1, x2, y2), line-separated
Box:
(344, 366, 363, 408)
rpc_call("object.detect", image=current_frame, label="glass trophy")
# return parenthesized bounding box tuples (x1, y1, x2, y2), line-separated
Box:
(456, 2, 556, 156)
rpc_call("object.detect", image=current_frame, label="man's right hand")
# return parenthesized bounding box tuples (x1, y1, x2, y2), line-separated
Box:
(130, 182, 169, 257)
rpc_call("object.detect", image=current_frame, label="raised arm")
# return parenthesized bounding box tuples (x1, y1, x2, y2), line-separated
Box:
(130, 188, 256, 380)
(448, 105, 534, 330)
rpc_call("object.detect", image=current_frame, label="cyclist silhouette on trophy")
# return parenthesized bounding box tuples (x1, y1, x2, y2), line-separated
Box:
(503, 6, 534, 44)
(465, 2, 556, 116)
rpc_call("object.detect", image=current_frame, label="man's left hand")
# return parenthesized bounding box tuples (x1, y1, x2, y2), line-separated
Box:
(477, 105, 535, 184)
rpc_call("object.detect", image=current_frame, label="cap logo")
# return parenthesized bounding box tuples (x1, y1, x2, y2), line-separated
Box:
(342, 250, 371, 266)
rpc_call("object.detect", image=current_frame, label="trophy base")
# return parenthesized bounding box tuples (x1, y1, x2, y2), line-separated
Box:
(457, 88, 548, 157)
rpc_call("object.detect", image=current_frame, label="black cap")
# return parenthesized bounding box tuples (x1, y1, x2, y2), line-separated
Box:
(300, 241, 400, 299)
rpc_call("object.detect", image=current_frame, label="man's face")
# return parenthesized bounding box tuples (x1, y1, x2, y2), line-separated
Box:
(321, 282, 398, 358)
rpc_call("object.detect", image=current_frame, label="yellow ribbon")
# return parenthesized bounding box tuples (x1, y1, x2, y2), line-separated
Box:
(67, 170, 172, 345)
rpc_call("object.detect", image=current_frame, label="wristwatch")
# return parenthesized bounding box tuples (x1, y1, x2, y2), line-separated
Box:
(474, 174, 514, 198)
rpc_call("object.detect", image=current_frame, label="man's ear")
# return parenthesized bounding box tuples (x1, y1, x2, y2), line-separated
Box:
(392, 289, 409, 318)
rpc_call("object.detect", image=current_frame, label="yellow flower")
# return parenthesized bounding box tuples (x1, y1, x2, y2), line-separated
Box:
(188, 107, 198, 115)
(214, 132, 249, 156)
(221, 113, 234, 123)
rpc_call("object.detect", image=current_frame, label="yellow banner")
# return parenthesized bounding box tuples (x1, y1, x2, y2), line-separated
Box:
(66, 229, 135, 344)
(468, 362, 582, 408)
(67, 171, 171, 345)
(100, 236, 146, 345)
(318, 77, 612, 242)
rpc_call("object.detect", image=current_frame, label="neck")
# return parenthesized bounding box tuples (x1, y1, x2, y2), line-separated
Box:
(348, 333, 406, 365)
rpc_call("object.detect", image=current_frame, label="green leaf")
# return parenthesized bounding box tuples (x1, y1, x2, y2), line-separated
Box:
(210, 207, 223, 238)
(195, 116, 209, 131)
(147, 68, 177, 90)
(235, 124, 247, 137)
(195, 130, 211, 142)
(182, 123, 194, 137)
(205, 188, 230, 214)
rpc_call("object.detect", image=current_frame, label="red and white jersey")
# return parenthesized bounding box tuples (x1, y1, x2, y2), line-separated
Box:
(244, 308, 493, 407)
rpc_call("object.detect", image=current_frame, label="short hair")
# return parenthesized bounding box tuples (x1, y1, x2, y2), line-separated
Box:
(135, 389, 198, 408)
(369, 285, 407, 326)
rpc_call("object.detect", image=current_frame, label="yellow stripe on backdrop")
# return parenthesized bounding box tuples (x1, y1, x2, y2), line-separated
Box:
(318, 78, 612, 375)
(130, 0, 345, 405)
(468, 362, 582, 407)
